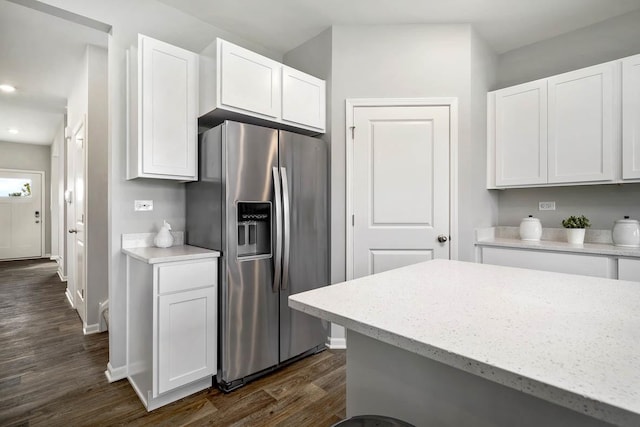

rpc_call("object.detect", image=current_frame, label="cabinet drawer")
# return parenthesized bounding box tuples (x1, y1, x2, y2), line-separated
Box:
(157, 260, 216, 294)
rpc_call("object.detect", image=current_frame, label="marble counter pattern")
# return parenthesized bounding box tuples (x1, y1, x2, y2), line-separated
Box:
(289, 259, 640, 426)
(476, 226, 640, 258)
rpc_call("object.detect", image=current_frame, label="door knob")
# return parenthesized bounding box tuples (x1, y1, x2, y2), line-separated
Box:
(69, 229, 78, 234)
(437, 234, 448, 243)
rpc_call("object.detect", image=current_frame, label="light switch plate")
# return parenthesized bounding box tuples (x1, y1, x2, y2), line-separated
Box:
(539, 201, 556, 211)
(134, 200, 153, 211)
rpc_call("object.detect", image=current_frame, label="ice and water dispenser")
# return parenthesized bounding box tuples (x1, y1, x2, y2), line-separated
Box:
(236, 202, 271, 259)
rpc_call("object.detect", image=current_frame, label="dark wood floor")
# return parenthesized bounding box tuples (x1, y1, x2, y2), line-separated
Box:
(0, 259, 346, 426)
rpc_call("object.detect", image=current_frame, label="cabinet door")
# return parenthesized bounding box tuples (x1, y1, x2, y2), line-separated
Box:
(281, 65, 325, 131)
(218, 40, 281, 118)
(623, 54, 640, 180)
(494, 80, 548, 186)
(547, 62, 615, 183)
(157, 286, 216, 395)
(140, 35, 198, 179)
(618, 258, 640, 282)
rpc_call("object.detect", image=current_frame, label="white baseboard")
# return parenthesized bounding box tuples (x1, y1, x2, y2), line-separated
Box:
(83, 323, 101, 335)
(105, 362, 127, 383)
(43, 253, 51, 258)
(65, 288, 75, 308)
(327, 337, 347, 349)
(57, 270, 67, 282)
(50, 255, 60, 261)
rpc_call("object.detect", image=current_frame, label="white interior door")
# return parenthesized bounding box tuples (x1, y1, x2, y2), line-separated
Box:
(350, 104, 451, 278)
(0, 169, 43, 260)
(66, 120, 87, 321)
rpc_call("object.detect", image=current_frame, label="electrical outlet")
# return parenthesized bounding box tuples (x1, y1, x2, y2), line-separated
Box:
(134, 200, 153, 211)
(539, 201, 556, 211)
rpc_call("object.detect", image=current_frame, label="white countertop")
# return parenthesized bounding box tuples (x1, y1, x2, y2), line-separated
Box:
(476, 226, 640, 258)
(122, 244, 220, 264)
(289, 259, 640, 426)
(121, 232, 220, 263)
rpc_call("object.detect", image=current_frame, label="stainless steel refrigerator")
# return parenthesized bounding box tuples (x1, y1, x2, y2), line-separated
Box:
(186, 121, 329, 392)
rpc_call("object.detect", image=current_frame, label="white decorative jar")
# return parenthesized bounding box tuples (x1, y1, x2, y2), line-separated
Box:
(519, 215, 542, 241)
(612, 216, 640, 247)
(154, 220, 174, 248)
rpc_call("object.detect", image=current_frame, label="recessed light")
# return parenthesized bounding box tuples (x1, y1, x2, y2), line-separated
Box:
(8, 128, 19, 134)
(0, 84, 16, 93)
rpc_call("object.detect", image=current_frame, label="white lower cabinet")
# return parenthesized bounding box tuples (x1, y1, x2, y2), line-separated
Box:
(126, 256, 217, 411)
(480, 247, 615, 278)
(618, 258, 640, 282)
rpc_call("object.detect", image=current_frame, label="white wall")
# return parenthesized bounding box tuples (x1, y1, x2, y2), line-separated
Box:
(0, 141, 52, 255)
(494, 10, 640, 229)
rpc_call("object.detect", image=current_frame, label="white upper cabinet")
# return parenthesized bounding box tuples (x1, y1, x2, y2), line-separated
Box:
(493, 80, 547, 186)
(218, 40, 281, 119)
(487, 58, 626, 188)
(547, 62, 615, 183)
(623, 53, 640, 180)
(281, 65, 326, 131)
(128, 34, 198, 181)
(199, 39, 326, 134)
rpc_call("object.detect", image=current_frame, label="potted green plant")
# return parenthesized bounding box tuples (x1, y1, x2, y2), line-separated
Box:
(561, 215, 591, 244)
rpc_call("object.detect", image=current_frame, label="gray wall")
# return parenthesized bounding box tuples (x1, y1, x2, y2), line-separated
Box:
(495, 10, 640, 229)
(0, 141, 52, 255)
(86, 45, 109, 328)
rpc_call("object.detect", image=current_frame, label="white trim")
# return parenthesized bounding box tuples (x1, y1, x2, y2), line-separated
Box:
(327, 336, 347, 350)
(57, 270, 67, 282)
(345, 97, 460, 281)
(0, 168, 45, 260)
(83, 323, 101, 335)
(65, 287, 75, 308)
(105, 362, 128, 383)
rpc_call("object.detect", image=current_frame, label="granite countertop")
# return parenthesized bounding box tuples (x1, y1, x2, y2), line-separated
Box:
(289, 259, 640, 427)
(476, 226, 640, 258)
(121, 232, 220, 264)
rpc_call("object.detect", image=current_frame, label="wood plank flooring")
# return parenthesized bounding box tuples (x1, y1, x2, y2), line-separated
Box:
(0, 259, 346, 426)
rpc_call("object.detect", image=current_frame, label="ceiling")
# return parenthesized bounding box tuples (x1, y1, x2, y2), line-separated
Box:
(157, 0, 640, 55)
(0, 0, 107, 145)
(3, 0, 640, 146)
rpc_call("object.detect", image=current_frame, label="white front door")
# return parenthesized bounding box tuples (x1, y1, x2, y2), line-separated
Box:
(0, 169, 43, 260)
(349, 103, 451, 278)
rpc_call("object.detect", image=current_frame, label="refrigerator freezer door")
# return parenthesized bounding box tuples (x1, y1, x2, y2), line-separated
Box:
(220, 122, 280, 387)
(278, 131, 329, 362)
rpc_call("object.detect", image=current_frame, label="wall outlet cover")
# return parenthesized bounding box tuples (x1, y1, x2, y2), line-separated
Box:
(539, 201, 556, 211)
(134, 200, 153, 211)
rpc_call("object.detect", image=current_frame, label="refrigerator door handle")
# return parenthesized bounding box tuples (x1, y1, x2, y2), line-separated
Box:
(272, 167, 283, 292)
(280, 167, 291, 290)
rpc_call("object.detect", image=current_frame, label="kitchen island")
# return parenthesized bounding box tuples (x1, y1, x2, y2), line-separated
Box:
(289, 260, 640, 427)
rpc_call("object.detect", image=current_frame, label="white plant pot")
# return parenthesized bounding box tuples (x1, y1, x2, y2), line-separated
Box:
(566, 228, 586, 245)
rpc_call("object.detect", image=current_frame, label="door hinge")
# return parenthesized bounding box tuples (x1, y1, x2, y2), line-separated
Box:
(350, 126, 355, 140)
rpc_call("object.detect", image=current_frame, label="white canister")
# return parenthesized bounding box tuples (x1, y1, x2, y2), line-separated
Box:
(519, 215, 542, 241)
(612, 216, 640, 247)
(154, 220, 174, 248)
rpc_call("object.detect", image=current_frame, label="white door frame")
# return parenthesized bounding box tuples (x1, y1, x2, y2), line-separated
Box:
(345, 98, 459, 280)
(0, 168, 45, 259)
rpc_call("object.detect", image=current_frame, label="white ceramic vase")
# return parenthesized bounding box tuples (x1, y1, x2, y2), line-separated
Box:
(154, 220, 174, 248)
(566, 228, 585, 245)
